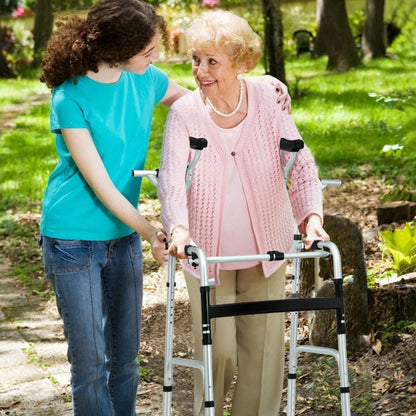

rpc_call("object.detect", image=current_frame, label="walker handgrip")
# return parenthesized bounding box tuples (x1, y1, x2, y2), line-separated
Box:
(280, 138, 304, 152)
(184, 245, 196, 257)
(310, 240, 330, 252)
(184, 245, 199, 268)
(189, 137, 208, 150)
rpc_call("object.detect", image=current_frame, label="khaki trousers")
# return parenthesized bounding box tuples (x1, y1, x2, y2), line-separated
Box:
(184, 264, 286, 416)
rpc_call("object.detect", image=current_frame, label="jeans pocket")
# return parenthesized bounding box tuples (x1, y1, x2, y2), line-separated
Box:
(51, 239, 92, 273)
(128, 232, 143, 259)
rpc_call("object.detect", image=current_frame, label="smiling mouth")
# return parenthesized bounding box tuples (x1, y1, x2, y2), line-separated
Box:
(200, 80, 216, 87)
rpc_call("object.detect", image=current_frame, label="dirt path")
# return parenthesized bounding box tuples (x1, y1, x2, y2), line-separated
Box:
(0, 93, 50, 135)
(0, 254, 72, 416)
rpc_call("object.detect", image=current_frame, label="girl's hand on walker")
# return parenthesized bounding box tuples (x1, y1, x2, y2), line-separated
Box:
(151, 228, 169, 264)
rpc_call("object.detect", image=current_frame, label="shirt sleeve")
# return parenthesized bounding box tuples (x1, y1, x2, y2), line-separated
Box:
(263, 82, 323, 231)
(148, 64, 169, 105)
(50, 89, 88, 134)
(276, 110, 323, 231)
(157, 105, 192, 233)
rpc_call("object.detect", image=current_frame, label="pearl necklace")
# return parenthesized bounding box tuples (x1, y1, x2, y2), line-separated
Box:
(206, 79, 244, 118)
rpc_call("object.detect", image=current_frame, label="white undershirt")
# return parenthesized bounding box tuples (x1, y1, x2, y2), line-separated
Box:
(217, 123, 260, 270)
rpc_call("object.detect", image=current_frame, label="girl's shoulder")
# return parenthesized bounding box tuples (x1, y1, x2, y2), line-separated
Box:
(170, 88, 200, 112)
(51, 79, 78, 105)
(125, 64, 168, 86)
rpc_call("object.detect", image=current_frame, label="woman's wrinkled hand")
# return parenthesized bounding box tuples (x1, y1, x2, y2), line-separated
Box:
(303, 214, 329, 249)
(169, 225, 195, 259)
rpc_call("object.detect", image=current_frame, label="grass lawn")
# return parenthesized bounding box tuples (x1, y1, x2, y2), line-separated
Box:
(0, 48, 416, 205)
(0, 78, 48, 109)
(1, 52, 415, 206)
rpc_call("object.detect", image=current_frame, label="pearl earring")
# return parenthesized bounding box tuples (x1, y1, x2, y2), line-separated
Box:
(237, 73, 244, 81)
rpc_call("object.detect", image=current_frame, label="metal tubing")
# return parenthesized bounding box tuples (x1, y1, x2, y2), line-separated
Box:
(321, 179, 342, 190)
(131, 169, 159, 187)
(187, 250, 329, 268)
(185, 247, 215, 416)
(286, 233, 303, 416)
(162, 255, 177, 416)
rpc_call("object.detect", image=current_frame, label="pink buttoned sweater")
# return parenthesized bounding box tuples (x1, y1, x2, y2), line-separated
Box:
(158, 81, 323, 282)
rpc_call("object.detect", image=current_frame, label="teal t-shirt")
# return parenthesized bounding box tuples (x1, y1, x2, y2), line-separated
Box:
(40, 65, 169, 240)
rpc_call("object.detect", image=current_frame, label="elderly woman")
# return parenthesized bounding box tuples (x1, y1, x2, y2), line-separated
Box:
(158, 10, 329, 416)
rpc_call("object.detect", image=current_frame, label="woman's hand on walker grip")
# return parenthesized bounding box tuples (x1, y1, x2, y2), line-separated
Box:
(169, 225, 195, 259)
(304, 214, 329, 249)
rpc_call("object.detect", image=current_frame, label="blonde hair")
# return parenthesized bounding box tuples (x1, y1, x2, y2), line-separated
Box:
(185, 10, 262, 72)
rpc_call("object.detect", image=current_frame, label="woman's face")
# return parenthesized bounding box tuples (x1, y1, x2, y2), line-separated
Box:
(191, 45, 241, 98)
(121, 33, 160, 74)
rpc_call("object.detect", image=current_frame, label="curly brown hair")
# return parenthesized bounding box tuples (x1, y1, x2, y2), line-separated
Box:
(40, 0, 169, 89)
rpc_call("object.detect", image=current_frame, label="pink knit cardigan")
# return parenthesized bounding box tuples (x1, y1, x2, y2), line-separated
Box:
(158, 81, 323, 282)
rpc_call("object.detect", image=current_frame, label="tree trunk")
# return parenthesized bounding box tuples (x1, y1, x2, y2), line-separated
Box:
(260, 0, 286, 84)
(0, 51, 15, 78)
(314, 0, 361, 72)
(362, 0, 386, 60)
(0, 11, 16, 78)
(301, 215, 370, 351)
(32, 0, 53, 66)
(368, 282, 416, 333)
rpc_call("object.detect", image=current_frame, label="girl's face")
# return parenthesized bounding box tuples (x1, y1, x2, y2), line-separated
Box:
(191, 45, 242, 99)
(121, 33, 159, 74)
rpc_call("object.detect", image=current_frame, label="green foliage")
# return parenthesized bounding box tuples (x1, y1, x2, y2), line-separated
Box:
(287, 54, 415, 179)
(376, 111, 416, 192)
(378, 320, 416, 348)
(348, 8, 365, 38)
(380, 222, 416, 275)
(381, 183, 416, 203)
(23, 0, 94, 12)
(0, 103, 55, 211)
(369, 89, 416, 111)
(389, 0, 416, 53)
(138, 354, 154, 379)
(366, 266, 394, 288)
(0, 209, 51, 298)
(0, 77, 46, 106)
(1, 21, 34, 73)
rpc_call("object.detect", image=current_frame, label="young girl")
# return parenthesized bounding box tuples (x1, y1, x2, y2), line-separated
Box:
(39, 1, 187, 414)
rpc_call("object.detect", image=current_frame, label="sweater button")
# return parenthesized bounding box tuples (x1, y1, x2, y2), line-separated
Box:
(231, 151, 236, 156)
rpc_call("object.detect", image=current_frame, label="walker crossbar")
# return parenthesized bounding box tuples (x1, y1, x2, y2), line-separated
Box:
(208, 296, 345, 319)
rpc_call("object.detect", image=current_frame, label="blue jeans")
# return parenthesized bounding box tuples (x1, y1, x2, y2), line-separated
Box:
(42, 233, 143, 416)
